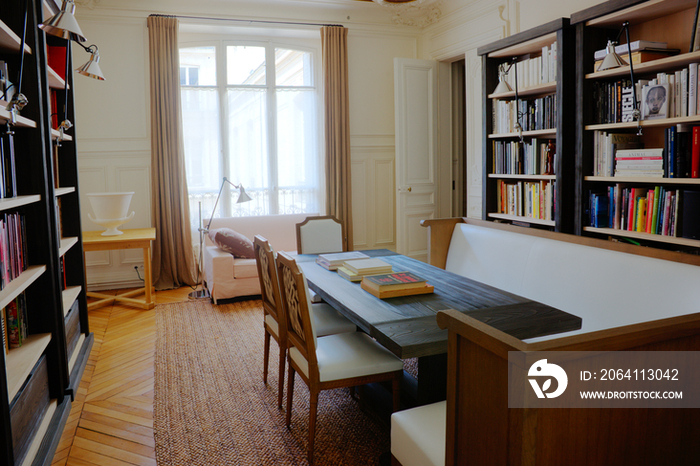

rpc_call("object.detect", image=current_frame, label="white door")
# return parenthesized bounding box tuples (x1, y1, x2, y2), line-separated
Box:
(394, 58, 439, 261)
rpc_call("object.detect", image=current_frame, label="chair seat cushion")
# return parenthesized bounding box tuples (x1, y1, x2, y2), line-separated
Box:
(264, 314, 279, 338)
(312, 303, 356, 336)
(290, 331, 403, 382)
(391, 401, 446, 466)
(308, 289, 324, 303)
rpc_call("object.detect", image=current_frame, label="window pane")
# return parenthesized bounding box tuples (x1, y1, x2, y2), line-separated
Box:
(227, 88, 270, 216)
(181, 88, 221, 228)
(276, 89, 319, 214)
(276, 48, 312, 86)
(179, 47, 216, 86)
(227, 46, 266, 85)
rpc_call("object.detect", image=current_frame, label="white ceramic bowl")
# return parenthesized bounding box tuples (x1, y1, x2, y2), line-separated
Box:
(86, 192, 135, 235)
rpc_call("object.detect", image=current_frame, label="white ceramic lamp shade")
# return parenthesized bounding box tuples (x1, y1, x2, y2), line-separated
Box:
(87, 192, 135, 236)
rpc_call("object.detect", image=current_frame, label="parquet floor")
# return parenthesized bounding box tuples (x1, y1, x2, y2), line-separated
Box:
(51, 286, 194, 466)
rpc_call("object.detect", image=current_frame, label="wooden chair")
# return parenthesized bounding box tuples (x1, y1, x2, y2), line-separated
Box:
(295, 215, 345, 255)
(276, 251, 404, 464)
(253, 236, 356, 408)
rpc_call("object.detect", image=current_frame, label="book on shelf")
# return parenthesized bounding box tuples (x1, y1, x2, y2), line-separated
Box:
(1, 306, 7, 354)
(593, 40, 668, 60)
(316, 251, 369, 270)
(360, 280, 434, 299)
(1, 131, 17, 199)
(593, 49, 680, 70)
(693, 126, 700, 178)
(342, 258, 393, 276)
(594, 185, 683, 236)
(361, 272, 427, 292)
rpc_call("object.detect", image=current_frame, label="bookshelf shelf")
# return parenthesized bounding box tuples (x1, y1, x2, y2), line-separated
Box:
(51, 128, 73, 141)
(0, 19, 32, 53)
(585, 114, 700, 130)
(485, 32, 558, 58)
(488, 128, 557, 139)
(67, 333, 85, 374)
(0, 107, 37, 128)
(584, 226, 700, 247)
(585, 50, 700, 80)
(55, 187, 75, 196)
(0, 194, 41, 212)
(585, 176, 700, 183)
(488, 82, 557, 99)
(59, 236, 78, 257)
(5, 333, 52, 402)
(489, 174, 557, 180)
(0, 265, 46, 310)
(47, 65, 67, 89)
(488, 213, 556, 226)
(62, 286, 81, 317)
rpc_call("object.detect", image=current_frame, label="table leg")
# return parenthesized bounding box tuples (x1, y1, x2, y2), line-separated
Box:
(416, 353, 447, 404)
(143, 245, 155, 309)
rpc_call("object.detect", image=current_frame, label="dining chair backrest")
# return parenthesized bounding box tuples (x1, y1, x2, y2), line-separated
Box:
(276, 251, 318, 372)
(296, 215, 345, 255)
(254, 236, 284, 332)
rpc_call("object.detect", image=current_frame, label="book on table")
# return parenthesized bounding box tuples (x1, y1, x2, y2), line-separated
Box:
(360, 271, 434, 299)
(315, 251, 370, 270)
(361, 272, 427, 292)
(342, 258, 393, 275)
(337, 266, 363, 282)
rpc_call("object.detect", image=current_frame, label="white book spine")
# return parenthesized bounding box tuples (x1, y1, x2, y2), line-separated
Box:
(542, 46, 549, 84)
(690, 63, 698, 116)
(551, 42, 557, 82)
(682, 68, 689, 117)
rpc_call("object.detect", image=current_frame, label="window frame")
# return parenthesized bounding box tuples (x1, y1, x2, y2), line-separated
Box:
(179, 34, 325, 221)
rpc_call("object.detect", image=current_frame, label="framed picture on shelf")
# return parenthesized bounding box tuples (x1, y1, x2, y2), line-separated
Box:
(642, 83, 669, 120)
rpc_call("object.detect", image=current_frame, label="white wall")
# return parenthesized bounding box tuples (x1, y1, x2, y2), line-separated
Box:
(72, 0, 419, 289)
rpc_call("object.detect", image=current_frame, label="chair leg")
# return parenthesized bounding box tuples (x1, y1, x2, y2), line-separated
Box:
(286, 362, 295, 428)
(277, 344, 286, 408)
(392, 374, 401, 412)
(308, 390, 319, 465)
(263, 330, 271, 384)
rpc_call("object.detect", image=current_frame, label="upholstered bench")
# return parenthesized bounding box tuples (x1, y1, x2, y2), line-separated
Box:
(391, 217, 700, 466)
(203, 213, 314, 303)
(391, 401, 446, 466)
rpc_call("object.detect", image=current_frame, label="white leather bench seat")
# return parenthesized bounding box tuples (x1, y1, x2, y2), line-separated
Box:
(444, 223, 700, 342)
(391, 401, 446, 466)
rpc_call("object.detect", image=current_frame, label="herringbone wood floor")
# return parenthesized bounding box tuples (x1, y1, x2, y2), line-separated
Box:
(51, 287, 194, 466)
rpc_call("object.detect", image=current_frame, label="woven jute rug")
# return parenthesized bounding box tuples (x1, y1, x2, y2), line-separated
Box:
(154, 299, 392, 466)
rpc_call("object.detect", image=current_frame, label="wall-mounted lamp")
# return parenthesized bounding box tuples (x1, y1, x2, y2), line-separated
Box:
(494, 58, 524, 142)
(75, 44, 105, 80)
(597, 21, 642, 135)
(38, 0, 86, 42)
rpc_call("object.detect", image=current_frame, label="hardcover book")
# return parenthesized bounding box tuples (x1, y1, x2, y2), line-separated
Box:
(360, 280, 434, 299)
(316, 251, 369, 270)
(342, 258, 393, 276)
(362, 272, 427, 292)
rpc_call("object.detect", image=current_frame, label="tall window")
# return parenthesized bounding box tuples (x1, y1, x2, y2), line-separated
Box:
(180, 41, 322, 229)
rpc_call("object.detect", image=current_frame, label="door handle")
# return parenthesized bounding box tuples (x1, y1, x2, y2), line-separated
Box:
(398, 187, 413, 193)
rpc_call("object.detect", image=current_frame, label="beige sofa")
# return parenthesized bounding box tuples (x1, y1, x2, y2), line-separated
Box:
(203, 213, 314, 303)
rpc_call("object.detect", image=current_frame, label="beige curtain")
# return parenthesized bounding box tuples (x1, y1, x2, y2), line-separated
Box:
(321, 26, 353, 252)
(147, 15, 196, 289)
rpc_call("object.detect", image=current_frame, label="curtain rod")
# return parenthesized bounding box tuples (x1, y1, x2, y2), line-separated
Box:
(150, 14, 343, 28)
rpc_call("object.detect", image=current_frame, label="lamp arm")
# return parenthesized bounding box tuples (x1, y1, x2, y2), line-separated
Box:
(205, 177, 244, 232)
(511, 56, 524, 142)
(622, 22, 642, 134)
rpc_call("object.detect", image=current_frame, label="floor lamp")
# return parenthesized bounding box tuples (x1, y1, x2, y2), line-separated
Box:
(189, 177, 253, 299)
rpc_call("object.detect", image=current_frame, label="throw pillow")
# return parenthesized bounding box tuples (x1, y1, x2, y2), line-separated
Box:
(209, 228, 255, 258)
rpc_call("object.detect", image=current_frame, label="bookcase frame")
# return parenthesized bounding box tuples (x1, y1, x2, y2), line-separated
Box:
(0, 0, 93, 464)
(477, 18, 576, 233)
(572, 0, 700, 253)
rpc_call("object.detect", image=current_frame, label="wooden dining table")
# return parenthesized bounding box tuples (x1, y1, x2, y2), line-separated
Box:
(296, 249, 582, 403)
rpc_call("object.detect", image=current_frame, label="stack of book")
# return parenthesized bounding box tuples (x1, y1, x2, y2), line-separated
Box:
(614, 148, 664, 177)
(315, 251, 369, 270)
(360, 272, 434, 299)
(593, 40, 678, 69)
(337, 258, 393, 282)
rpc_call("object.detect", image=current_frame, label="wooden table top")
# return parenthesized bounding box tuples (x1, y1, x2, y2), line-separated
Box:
(83, 228, 156, 246)
(297, 250, 582, 359)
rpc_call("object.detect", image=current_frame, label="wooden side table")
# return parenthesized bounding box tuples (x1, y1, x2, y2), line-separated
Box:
(83, 228, 156, 310)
